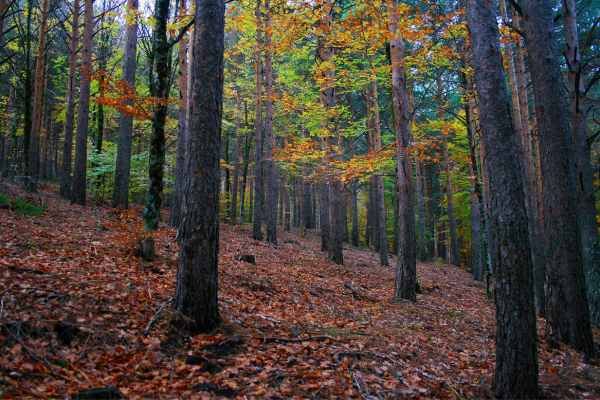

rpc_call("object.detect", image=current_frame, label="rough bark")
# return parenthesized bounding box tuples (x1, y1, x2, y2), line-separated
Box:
(263, 0, 277, 244)
(142, 0, 171, 230)
(467, 1, 538, 397)
(28, 0, 50, 183)
(388, 0, 416, 301)
(351, 183, 359, 247)
(230, 88, 242, 224)
(366, 79, 389, 266)
(174, 0, 224, 333)
(252, 0, 264, 240)
(521, 0, 594, 355)
(71, 0, 94, 205)
(170, 0, 189, 224)
(562, 0, 600, 326)
(60, 0, 80, 197)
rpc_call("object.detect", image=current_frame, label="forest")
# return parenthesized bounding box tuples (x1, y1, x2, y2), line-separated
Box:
(0, 0, 599, 398)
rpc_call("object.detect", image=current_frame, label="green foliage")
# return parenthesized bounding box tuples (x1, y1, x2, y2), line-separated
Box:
(0, 193, 45, 217)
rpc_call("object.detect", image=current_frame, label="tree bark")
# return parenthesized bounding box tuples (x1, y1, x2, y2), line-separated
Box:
(252, 0, 264, 240)
(388, 0, 416, 301)
(71, 0, 94, 205)
(230, 87, 242, 224)
(28, 0, 50, 183)
(61, 0, 80, 198)
(170, 0, 189, 223)
(143, 0, 171, 230)
(174, 0, 224, 333)
(562, 0, 600, 327)
(467, 1, 538, 397)
(263, 0, 277, 244)
(521, 0, 594, 355)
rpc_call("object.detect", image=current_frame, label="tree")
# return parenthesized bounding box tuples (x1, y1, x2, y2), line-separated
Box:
(60, 0, 80, 198)
(71, 0, 94, 205)
(112, 0, 139, 208)
(467, 1, 538, 397)
(28, 0, 50, 184)
(142, 0, 170, 230)
(388, 0, 416, 301)
(252, 0, 264, 241)
(174, 0, 225, 333)
(170, 0, 189, 225)
(520, 0, 594, 355)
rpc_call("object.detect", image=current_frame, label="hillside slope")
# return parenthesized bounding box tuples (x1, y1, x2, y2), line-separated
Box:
(0, 183, 599, 399)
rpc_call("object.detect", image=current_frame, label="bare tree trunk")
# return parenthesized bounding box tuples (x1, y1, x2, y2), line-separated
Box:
(366, 79, 389, 266)
(521, 0, 594, 355)
(143, 0, 171, 230)
(71, 0, 94, 205)
(263, 0, 277, 244)
(174, 0, 224, 333)
(467, 2, 538, 397)
(60, 0, 80, 198)
(252, 0, 264, 240)
(562, 0, 600, 327)
(230, 88, 242, 224)
(388, 0, 416, 300)
(170, 0, 189, 223)
(351, 183, 359, 246)
(28, 0, 50, 184)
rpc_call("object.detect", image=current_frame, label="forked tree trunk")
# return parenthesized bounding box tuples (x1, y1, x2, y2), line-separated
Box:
(71, 0, 94, 205)
(467, 1, 538, 397)
(174, 0, 224, 333)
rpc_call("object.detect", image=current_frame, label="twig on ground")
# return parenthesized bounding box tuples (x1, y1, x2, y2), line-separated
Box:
(144, 297, 173, 336)
(256, 334, 338, 344)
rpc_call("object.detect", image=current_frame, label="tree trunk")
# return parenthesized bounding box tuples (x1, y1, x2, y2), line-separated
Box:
(22, 0, 33, 174)
(169, 0, 189, 224)
(71, 0, 94, 205)
(143, 0, 171, 230)
(562, 0, 600, 327)
(252, 0, 264, 240)
(174, 0, 224, 333)
(351, 183, 359, 247)
(28, 0, 50, 184)
(521, 0, 594, 355)
(467, 2, 538, 397)
(366, 79, 389, 265)
(230, 88, 242, 224)
(415, 159, 427, 260)
(60, 0, 80, 198)
(513, 11, 546, 316)
(263, 0, 277, 244)
(388, 0, 416, 301)
(319, 182, 330, 251)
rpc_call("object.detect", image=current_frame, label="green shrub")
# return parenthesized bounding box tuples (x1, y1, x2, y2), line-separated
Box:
(0, 193, 45, 217)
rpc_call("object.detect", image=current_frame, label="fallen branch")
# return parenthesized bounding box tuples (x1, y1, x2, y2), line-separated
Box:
(143, 297, 173, 336)
(256, 334, 338, 344)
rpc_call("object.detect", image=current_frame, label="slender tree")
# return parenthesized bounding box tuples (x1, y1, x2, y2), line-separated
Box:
(388, 0, 416, 301)
(112, 0, 139, 208)
(71, 0, 94, 205)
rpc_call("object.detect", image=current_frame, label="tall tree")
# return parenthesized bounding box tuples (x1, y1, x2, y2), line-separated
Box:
(28, 0, 50, 183)
(170, 0, 189, 224)
(520, 0, 594, 355)
(71, 0, 94, 205)
(174, 0, 224, 333)
(562, 0, 600, 327)
(467, 1, 538, 397)
(263, 0, 277, 244)
(142, 0, 171, 230)
(252, 0, 264, 240)
(388, 0, 416, 301)
(60, 0, 80, 198)
(112, 0, 139, 208)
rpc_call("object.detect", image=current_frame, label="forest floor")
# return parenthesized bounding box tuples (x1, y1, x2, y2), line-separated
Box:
(1, 182, 600, 399)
